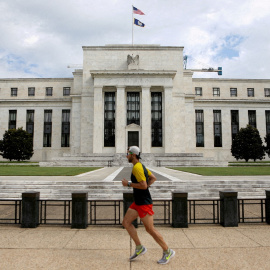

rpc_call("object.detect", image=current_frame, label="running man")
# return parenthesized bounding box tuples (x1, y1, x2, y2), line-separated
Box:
(122, 146, 175, 265)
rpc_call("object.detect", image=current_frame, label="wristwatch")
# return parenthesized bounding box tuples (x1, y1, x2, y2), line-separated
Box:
(128, 181, 131, 187)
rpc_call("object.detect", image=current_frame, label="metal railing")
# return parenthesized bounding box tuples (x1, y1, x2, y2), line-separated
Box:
(0, 200, 21, 224)
(0, 198, 267, 226)
(189, 200, 220, 224)
(238, 199, 266, 223)
(40, 200, 71, 225)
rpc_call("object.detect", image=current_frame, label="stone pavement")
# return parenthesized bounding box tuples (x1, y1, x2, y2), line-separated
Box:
(0, 224, 270, 270)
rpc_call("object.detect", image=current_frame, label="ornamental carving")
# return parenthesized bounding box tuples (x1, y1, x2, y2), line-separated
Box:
(127, 54, 139, 70)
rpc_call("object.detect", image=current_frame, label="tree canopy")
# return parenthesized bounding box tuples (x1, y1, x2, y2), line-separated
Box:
(0, 128, 33, 161)
(231, 125, 265, 162)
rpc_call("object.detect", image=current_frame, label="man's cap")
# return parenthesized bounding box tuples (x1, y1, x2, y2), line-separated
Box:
(129, 146, 141, 158)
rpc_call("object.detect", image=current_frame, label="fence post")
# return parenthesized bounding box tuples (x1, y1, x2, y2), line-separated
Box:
(219, 191, 238, 227)
(172, 192, 188, 228)
(72, 192, 88, 229)
(266, 190, 270, 225)
(123, 192, 137, 228)
(21, 192, 40, 228)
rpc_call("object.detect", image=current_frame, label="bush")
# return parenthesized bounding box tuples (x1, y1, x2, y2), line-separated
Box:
(265, 133, 270, 157)
(0, 128, 33, 161)
(231, 125, 265, 162)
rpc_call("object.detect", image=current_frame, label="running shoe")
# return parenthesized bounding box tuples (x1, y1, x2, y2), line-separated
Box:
(129, 246, 147, 261)
(157, 249, 175, 264)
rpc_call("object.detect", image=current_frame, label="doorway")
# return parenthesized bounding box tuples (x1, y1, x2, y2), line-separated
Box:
(128, 131, 139, 147)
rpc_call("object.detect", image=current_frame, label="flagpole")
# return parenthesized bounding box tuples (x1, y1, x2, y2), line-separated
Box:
(132, 5, 134, 46)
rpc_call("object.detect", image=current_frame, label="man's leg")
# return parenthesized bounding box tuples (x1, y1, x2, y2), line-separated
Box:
(122, 208, 141, 246)
(141, 214, 168, 251)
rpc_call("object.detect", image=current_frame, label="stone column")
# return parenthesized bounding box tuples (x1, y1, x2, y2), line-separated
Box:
(72, 192, 88, 229)
(80, 93, 94, 154)
(266, 190, 270, 225)
(93, 87, 103, 153)
(141, 87, 151, 153)
(164, 87, 173, 153)
(70, 96, 81, 155)
(52, 108, 62, 149)
(116, 86, 126, 153)
(172, 192, 188, 228)
(21, 192, 40, 228)
(219, 191, 238, 227)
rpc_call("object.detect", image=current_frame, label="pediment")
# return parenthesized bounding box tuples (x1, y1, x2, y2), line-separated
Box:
(126, 123, 141, 129)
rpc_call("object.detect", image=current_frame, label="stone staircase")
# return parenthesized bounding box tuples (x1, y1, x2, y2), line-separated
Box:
(39, 153, 227, 167)
(39, 154, 115, 167)
(154, 153, 227, 167)
(0, 179, 269, 200)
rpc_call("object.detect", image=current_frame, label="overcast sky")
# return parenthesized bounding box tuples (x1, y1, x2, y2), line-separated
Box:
(0, 0, 270, 79)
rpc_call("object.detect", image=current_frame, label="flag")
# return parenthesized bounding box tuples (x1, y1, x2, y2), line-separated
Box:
(133, 6, 145, 15)
(134, 18, 145, 27)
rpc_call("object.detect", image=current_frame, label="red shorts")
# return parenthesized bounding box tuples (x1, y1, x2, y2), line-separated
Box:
(129, 202, 154, 218)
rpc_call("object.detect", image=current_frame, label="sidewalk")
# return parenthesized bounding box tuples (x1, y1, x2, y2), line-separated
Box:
(0, 224, 269, 270)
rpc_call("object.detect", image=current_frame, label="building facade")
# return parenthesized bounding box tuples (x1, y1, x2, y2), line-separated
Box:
(0, 45, 270, 163)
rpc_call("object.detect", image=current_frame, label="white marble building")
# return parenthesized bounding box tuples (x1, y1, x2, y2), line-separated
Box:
(0, 45, 270, 165)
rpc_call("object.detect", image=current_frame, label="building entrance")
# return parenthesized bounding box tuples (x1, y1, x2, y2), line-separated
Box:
(128, 131, 139, 147)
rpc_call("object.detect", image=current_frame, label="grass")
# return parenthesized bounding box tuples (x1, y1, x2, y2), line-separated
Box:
(0, 166, 101, 176)
(169, 167, 270, 176)
(0, 161, 39, 163)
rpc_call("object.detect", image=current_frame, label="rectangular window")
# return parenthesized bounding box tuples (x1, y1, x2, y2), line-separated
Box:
(247, 88, 254, 97)
(248, 110, 256, 128)
(213, 110, 222, 147)
(104, 92, 115, 147)
(151, 92, 162, 147)
(230, 88, 237, 97)
(28, 87, 35, 96)
(26, 110, 35, 137)
(195, 87, 202, 96)
(46, 87, 53, 96)
(231, 110, 239, 141)
(127, 92, 140, 125)
(43, 110, 52, 147)
(195, 110, 204, 147)
(266, 111, 270, 135)
(61, 110, 70, 147)
(265, 88, 270, 97)
(213, 88, 220, 97)
(11, 88, 18, 97)
(9, 110, 17, 129)
(63, 87, 70, 96)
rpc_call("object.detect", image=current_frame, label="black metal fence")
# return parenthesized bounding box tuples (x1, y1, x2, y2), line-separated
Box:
(189, 200, 220, 224)
(0, 198, 268, 226)
(238, 199, 266, 223)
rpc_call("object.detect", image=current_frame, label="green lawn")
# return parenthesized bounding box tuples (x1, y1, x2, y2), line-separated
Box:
(0, 166, 101, 176)
(169, 167, 270, 176)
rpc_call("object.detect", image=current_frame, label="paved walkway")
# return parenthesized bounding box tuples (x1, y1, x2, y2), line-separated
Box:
(0, 224, 270, 270)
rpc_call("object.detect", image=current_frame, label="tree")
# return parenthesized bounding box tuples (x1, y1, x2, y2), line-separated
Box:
(231, 125, 265, 162)
(0, 128, 33, 161)
(265, 133, 270, 157)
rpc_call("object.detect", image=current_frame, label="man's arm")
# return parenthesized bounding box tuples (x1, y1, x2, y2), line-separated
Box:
(122, 178, 147, 189)
(147, 173, 156, 187)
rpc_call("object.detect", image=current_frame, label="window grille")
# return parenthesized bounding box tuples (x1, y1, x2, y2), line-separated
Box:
(214, 110, 222, 147)
(104, 92, 115, 147)
(195, 110, 204, 147)
(151, 92, 162, 147)
(127, 92, 140, 125)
